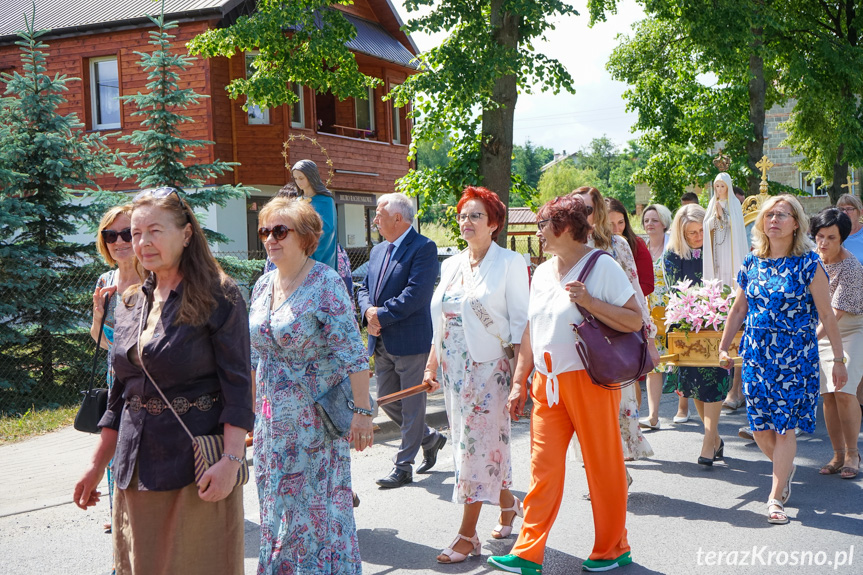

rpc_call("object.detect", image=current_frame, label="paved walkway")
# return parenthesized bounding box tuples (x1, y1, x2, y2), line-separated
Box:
(0, 375, 448, 519)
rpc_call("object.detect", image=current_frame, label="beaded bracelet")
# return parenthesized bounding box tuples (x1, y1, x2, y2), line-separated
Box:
(221, 453, 244, 464)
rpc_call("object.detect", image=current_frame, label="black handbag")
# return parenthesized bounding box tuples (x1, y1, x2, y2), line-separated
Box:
(571, 250, 655, 390)
(74, 293, 112, 434)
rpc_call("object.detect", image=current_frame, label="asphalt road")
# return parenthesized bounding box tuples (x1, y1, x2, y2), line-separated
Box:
(1, 389, 860, 575)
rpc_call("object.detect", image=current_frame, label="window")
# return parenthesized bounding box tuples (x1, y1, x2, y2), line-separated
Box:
(245, 53, 269, 125)
(290, 83, 304, 128)
(355, 87, 375, 134)
(800, 171, 826, 196)
(90, 57, 120, 129)
(391, 103, 401, 144)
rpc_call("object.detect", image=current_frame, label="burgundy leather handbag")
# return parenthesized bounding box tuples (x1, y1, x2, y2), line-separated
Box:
(571, 250, 655, 390)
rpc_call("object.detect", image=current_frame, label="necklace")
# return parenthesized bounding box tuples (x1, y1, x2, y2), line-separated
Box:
(554, 246, 590, 281)
(468, 244, 490, 267)
(712, 201, 729, 247)
(273, 257, 309, 305)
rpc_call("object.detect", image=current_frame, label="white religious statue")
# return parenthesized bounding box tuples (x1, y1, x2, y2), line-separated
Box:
(703, 172, 749, 289)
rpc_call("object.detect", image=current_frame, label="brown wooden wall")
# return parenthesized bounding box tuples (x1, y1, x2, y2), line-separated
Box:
(0, 18, 414, 195)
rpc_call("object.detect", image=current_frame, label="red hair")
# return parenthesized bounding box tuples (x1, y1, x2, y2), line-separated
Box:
(537, 194, 591, 243)
(457, 186, 506, 241)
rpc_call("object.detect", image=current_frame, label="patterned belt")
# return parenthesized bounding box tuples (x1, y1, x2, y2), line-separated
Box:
(126, 392, 219, 416)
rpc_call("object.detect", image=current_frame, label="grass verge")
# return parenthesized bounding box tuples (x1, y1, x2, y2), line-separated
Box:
(0, 405, 77, 445)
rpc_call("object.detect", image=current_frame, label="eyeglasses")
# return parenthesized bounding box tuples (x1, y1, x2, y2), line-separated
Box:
(101, 227, 132, 244)
(839, 206, 859, 214)
(456, 212, 487, 223)
(134, 187, 191, 220)
(258, 224, 293, 242)
(764, 211, 792, 221)
(537, 219, 551, 231)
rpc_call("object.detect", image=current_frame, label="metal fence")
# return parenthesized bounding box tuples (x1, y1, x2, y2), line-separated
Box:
(1, 237, 544, 416)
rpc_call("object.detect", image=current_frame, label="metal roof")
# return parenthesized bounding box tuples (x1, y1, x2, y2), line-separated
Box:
(508, 207, 538, 225)
(0, 0, 239, 40)
(343, 13, 417, 69)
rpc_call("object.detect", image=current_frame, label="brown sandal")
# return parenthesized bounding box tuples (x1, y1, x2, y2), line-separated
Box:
(819, 449, 845, 475)
(840, 450, 860, 480)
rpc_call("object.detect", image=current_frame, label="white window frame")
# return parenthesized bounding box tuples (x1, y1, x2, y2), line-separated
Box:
(89, 56, 121, 130)
(355, 87, 375, 134)
(290, 83, 305, 128)
(800, 171, 827, 196)
(391, 102, 401, 144)
(245, 53, 269, 125)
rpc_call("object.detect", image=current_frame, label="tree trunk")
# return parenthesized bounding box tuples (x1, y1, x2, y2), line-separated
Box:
(480, 0, 519, 247)
(745, 26, 766, 196)
(830, 149, 848, 205)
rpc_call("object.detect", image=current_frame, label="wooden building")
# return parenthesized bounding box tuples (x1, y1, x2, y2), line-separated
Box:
(0, 0, 419, 258)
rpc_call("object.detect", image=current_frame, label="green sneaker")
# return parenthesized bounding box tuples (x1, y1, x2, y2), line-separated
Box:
(582, 551, 633, 572)
(487, 554, 542, 575)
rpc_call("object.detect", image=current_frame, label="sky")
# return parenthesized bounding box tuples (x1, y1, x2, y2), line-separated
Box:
(390, 1, 647, 156)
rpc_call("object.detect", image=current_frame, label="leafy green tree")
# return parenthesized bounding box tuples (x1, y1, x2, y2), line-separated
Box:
(187, 1, 378, 112)
(512, 140, 555, 189)
(115, 12, 252, 244)
(606, 140, 646, 212)
(390, 0, 577, 245)
(537, 160, 601, 205)
(0, 13, 115, 412)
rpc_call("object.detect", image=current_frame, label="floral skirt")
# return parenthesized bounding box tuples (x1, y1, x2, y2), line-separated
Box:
(441, 316, 513, 505)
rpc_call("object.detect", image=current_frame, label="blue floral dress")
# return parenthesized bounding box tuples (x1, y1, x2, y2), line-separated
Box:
(737, 252, 823, 434)
(249, 263, 368, 575)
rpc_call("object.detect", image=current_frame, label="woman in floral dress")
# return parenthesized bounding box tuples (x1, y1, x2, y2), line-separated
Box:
(249, 197, 372, 574)
(572, 187, 653, 462)
(663, 204, 729, 466)
(720, 195, 847, 524)
(424, 187, 529, 563)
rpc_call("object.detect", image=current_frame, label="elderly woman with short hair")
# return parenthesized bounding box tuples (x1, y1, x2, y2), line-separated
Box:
(837, 193, 863, 264)
(488, 194, 641, 574)
(720, 195, 847, 525)
(249, 197, 372, 573)
(663, 204, 729, 466)
(810, 208, 862, 479)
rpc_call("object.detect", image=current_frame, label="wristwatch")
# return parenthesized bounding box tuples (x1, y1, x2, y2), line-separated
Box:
(349, 401, 374, 417)
(832, 355, 847, 364)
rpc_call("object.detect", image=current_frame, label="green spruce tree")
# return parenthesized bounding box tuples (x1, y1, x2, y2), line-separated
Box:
(0, 11, 115, 413)
(115, 10, 252, 244)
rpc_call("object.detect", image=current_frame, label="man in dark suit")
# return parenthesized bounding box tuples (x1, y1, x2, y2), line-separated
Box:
(358, 193, 447, 488)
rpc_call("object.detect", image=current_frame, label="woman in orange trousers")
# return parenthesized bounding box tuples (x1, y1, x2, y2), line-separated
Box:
(488, 194, 640, 574)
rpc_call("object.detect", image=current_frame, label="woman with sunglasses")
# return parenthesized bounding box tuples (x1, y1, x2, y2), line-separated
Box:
(90, 205, 142, 541)
(719, 195, 846, 525)
(74, 187, 254, 574)
(422, 186, 529, 564)
(249, 197, 372, 574)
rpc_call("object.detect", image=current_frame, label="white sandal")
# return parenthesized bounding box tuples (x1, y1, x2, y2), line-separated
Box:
(437, 533, 481, 563)
(491, 496, 524, 539)
(767, 499, 789, 525)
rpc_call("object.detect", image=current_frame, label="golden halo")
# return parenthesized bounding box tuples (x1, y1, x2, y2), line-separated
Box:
(282, 134, 335, 188)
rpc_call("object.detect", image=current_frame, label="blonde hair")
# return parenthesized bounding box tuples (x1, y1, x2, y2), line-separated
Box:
(572, 186, 613, 250)
(642, 203, 672, 231)
(837, 193, 863, 212)
(96, 205, 133, 266)
(750, 195, 813, 258)
(258, 197, 322, 257)
(667, 204, 706, 260)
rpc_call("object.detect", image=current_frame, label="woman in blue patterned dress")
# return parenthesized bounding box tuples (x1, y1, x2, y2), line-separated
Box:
(719, 195, 847, 525)
(249, 197, 372, 574)
(90, 205, 141, 536)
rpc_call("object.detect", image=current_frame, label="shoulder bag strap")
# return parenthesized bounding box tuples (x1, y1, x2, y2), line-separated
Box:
(136, 297, 197, 444)
(86, 293, 112, 394)
(573, 250, 610, 320)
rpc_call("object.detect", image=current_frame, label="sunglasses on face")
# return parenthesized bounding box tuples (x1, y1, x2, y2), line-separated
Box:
(258, 224, 293, 242)
(101, 228, 132, 244)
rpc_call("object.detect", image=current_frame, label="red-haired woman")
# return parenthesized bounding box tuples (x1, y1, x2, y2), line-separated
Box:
(424, 186, 530, 563)
(488, 195, 639, 574)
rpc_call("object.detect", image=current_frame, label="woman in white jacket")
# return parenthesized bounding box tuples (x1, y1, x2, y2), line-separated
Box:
(423, 186, 530, 564)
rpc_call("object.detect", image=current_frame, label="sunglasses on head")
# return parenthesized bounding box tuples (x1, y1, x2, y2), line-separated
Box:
(134, 187, 191, 220)
(258, 224, 293, 242)
(101, 228, 132, 244)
